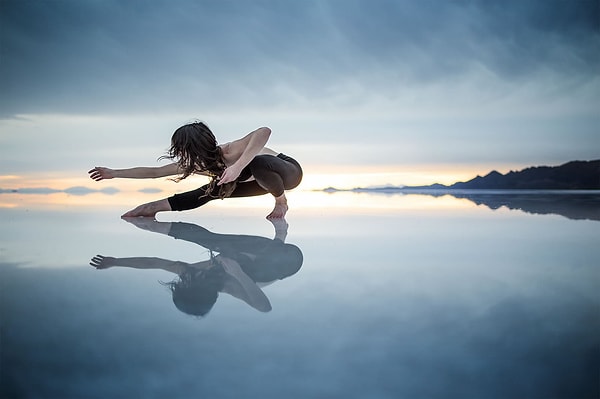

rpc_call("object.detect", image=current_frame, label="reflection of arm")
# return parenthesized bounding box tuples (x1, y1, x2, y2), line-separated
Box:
(218, 257, 272, 312)
(96, 256, 187, 274)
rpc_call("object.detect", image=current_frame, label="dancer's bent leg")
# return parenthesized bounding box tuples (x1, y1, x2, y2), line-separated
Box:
(167, 184, 216, 212)
(247, 154, 302, 219)
(123, 183, 216, 217)
(167, 181, 269, 212)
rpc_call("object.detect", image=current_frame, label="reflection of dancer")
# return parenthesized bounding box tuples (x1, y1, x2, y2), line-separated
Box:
(90, 219, 303, 316)
(88, 122, 302, 219)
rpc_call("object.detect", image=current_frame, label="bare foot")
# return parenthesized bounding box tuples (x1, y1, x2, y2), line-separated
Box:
(121, 199, 171, 218)
(266, 194, 288, 219)
(122, 203, 157, 218)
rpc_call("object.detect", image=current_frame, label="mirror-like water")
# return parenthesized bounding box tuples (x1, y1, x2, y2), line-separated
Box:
(1, 192, 598, 399)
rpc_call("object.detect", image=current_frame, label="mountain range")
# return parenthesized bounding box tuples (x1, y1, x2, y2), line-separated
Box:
(320, 160, 600, 221)
(322, 160, 600, 193)
(405, 160, 600, 190)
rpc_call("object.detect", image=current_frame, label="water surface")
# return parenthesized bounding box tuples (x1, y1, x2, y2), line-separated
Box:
(1, 192, 599, 398)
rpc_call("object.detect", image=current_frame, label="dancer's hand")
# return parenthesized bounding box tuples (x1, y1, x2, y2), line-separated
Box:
(218, 164, 242, 185)
(90, 255, 116, 269)
(88, 167, 115, 181)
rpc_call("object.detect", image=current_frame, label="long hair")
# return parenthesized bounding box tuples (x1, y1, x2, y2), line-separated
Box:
(161, 122, 236, 199)
(161, 259, 226, 317)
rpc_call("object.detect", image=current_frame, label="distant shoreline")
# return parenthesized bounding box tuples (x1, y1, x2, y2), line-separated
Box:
(320, 187, 600, 195)
(323, 159, 600, 192)
(319, 187, 600, 221)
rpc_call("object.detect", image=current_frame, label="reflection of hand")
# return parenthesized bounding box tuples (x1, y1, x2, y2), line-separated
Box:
(217, 164, 242, 185)
(90, 255, 116, 269)
(88, 167, 115, 181)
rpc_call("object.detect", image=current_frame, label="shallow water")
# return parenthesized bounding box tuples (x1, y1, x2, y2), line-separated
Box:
(1, 192, 599, 399)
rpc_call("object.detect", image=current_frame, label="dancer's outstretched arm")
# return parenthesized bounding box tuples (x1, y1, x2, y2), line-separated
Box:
(88, 163, 183, 181)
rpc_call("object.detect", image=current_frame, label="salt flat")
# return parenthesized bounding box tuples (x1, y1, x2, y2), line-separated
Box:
(1, 191, 598, 399)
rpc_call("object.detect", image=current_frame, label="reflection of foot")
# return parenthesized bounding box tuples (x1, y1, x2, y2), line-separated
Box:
(269, 218, 288, 242)
(123, 216, 155, 226)
(122, 217, 172, 235)
(121, 199, 170, 218)
(269, 217, 288, 232)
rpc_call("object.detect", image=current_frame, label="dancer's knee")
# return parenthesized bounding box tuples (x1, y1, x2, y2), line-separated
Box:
(249, 154, 302, 195)
(248, 155, 273, 172)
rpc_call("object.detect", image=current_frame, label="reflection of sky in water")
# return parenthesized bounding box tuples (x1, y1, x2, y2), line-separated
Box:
(1, 193, 599, 398)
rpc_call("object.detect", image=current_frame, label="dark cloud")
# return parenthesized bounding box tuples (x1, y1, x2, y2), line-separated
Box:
(467, 0, 599, 78)
(326, 0, 599, 80)
(0, 0, 598, 117)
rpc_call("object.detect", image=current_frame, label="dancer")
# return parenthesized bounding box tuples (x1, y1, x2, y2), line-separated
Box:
(89, 122, 302, 219)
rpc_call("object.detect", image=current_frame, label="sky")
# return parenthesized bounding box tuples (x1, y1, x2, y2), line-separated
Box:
(0, 0, 599, 190)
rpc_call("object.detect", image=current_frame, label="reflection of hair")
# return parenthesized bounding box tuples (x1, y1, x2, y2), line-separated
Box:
(162, 263, 225, 317)
(161, 121, 236, 199)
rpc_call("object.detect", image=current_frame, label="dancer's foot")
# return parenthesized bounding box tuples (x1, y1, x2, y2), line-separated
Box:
(266, 194, 288, 219)
(122, 199, 171, 218)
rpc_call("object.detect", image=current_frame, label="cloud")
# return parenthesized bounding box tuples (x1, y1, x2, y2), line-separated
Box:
(0, 0, 598, 175)
(1, 0, 598, 117)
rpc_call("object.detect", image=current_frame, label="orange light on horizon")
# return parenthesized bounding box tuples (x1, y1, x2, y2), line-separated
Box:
(0, 162, 525, 213)
(2, 162, 525, 192)
(0, 188, 478, 215)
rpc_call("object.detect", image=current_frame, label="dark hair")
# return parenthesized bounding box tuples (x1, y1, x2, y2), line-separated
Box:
(162, 121, 236, 199)
(162, 263, 226, 317)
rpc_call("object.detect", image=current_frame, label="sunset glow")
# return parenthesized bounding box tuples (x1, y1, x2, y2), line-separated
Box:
(2, 161, 526, 193)
(0, 160, 568, 213)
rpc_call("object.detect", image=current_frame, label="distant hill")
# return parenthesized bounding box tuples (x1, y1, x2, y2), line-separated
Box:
(405, 160, 600, 190)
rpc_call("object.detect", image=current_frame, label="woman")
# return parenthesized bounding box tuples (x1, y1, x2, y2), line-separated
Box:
(89, 122, 303, 219)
